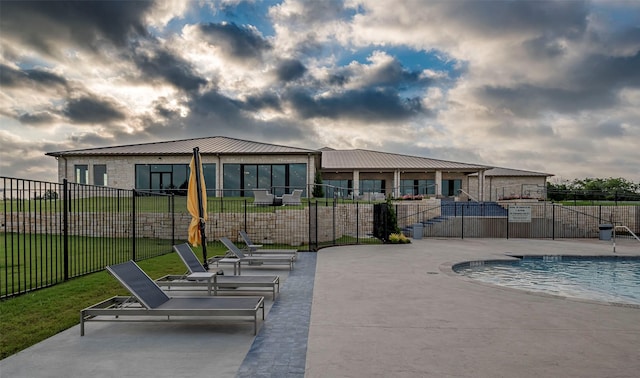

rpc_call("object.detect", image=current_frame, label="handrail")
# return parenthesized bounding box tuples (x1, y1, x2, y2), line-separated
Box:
(612, 225, 640, 253)
(614, 225, 640, 242)
(456, 189, 478, 202)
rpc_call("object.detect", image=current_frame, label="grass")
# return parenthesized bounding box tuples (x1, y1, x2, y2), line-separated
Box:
(1, 196, 379, 214)
(0, 244, 227, 360)
(1, 233, 171, 297)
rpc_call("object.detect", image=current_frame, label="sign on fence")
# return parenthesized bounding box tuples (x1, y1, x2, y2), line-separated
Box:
(508, 205, 532, 223)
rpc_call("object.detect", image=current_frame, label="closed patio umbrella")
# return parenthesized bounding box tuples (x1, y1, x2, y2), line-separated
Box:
(187, 147, 208, 269)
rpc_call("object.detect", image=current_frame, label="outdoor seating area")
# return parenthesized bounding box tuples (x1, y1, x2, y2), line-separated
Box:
(80, 260, 265, 336)
(252, 188, 303, 206)
(156, 243, 280, 299)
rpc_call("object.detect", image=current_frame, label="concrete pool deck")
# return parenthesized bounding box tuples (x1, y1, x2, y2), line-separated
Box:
(1, 238, 639, 377)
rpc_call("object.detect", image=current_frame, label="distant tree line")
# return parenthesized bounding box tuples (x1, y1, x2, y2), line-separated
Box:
(547, 177, 640, 202)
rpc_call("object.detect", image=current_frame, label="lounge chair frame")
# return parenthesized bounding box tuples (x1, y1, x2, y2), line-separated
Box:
(238, 230, 298, 260)
(156, 244, 280, 299)
(81, 261, 265, 336)
(219, 237, 295, 271)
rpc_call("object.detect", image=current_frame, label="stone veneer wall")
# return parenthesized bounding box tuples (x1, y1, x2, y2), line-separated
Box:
(5, 204, 637, 243)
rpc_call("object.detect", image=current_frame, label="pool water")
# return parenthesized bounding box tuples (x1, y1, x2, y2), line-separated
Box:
(454, 256, 640, 306)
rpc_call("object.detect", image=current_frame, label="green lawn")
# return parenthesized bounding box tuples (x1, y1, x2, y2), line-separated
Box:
(0, 243, 228, 360)
(0, 233, 171, 297)
(1, 195, 320, 213)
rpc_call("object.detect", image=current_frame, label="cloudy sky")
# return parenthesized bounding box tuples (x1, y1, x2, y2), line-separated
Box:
(1, 0, 639, 183)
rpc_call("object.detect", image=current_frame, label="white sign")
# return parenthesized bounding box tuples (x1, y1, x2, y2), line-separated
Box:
(509, 206, 531, 223)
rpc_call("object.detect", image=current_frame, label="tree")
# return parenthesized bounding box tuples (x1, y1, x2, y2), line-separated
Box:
(312, 171, 324, 198)
(547, 177, 640, 202)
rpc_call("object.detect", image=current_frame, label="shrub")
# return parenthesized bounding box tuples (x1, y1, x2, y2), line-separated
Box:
(388, 233, 411, 244)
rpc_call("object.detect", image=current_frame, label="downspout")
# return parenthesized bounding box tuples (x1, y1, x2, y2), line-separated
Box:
(61, 156, 69, 182)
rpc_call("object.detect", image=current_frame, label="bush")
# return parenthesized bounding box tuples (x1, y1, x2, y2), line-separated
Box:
(388, 233, 411, 244)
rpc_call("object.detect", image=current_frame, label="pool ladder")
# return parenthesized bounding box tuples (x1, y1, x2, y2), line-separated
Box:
(612, 225, 640, 253)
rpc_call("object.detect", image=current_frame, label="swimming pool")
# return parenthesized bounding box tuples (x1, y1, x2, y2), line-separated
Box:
(453, 256, 640, 306)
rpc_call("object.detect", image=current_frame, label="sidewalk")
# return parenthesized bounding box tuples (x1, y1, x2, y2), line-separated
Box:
(1, 239, 638, 378)
(306, 238, 640, 378)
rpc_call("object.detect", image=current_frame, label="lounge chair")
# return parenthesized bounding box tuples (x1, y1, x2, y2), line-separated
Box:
(281, 189, 302, 205)
(80, 261, 265, 335)
(253, 189, 274, 205)
(219, 237, 295, 273)
(239, 230, 298, 260)
(156, 243, 280, 299)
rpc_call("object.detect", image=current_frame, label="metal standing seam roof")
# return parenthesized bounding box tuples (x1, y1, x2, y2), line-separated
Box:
(321, 149, 491, 171)
(45, 136, 318, 156)
(469, 167, 553, 177)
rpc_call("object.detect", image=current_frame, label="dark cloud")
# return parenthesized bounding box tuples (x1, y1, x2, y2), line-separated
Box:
(478, 50, 640, 118)
(197, 22, 271, 60)
(287, 88, 423, 122)
(18, 111, 57, 125)
(522, 35, 567, 59)
(593, 121, 627, 138)
(132, 46, 207, 92)
(275, 59, 307, 82)
(364, 59, 424, 88)
(62, 96, 126, 124)
(573, 51, 640, 91)
(478, 84, 616, 118)
(443, 1, 589, 39)
(152, 98, 181, 120)
(0, 0, 153, 56)
(0, 64, 68, 91)
(243, 93, 283, 112)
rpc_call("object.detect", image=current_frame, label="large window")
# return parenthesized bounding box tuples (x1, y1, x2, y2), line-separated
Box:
(442, 179, 462, 197)
(202, 164, 216, 196)
(359, 179, 385, 194)
(135, 163, 216, 195)
(75, 165, 88, 184)
(400, 179, 435, 195)
(323, 179, 352, 198)
(223, 163, 307, 197)
(94, 165, 107, 186)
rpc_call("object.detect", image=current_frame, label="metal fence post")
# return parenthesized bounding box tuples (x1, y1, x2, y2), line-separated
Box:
(506, 204, 509, 239)
(171, 194, 175, 246)
(132, 189, 136, 261)
(356, 202, 359, 244)
(63, 178, 69, 281)
(461, 204, 464, 239)
(552, 204, 556, 240)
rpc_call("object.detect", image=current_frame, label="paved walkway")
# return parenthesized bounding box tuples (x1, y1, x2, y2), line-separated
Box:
(237, 252, 316, 377)
(1, 239, 638, 378)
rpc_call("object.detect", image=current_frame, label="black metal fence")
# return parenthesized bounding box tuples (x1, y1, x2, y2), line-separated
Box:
(3, 174, 638, 298)
(1, 177, 175, 298)
(203, 198, 381, 252)
(396, 201, 639, 239)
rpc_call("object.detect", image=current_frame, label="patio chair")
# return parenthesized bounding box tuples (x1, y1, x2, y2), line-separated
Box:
(281, 189, 302, 205)
(239, 230, 298, 260)
(253, 189, 274, 205)
(219, 237, 295, 272)
(156, 243, 280, 299)
(80, 261, 265, 336)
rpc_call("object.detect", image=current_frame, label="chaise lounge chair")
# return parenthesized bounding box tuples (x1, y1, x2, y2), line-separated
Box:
(156, 243, 280, 299)
(239, 230, 298, 260)
(80, 260, 265, 335)
(219, 237, 295, 273)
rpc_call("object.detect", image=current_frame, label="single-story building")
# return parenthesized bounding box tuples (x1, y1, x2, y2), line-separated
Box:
(46, 136, 552, 201)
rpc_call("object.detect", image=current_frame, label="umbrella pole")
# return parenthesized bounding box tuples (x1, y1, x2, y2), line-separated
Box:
(193, 147, 208, 269)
